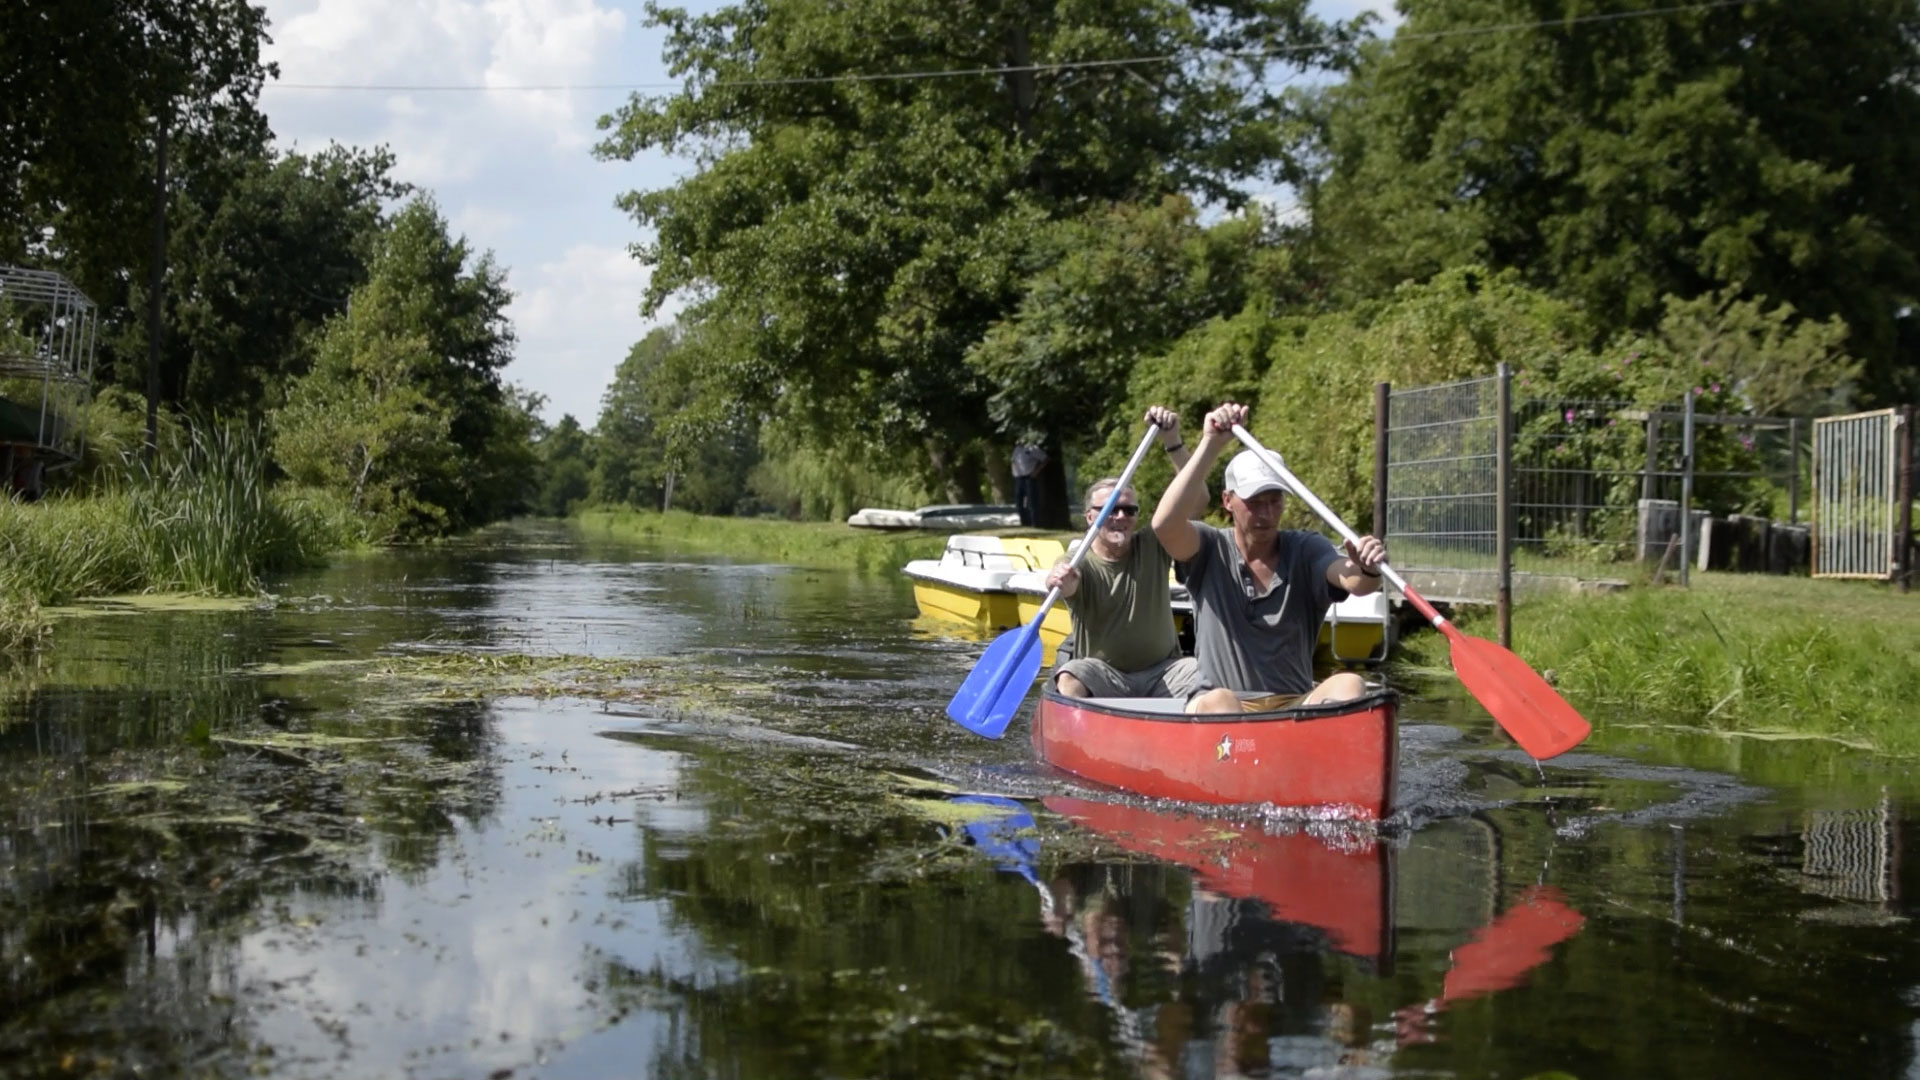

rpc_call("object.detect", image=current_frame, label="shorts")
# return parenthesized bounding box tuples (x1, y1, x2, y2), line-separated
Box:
(1054, 655, 1204, 699)
(1177, 686, 1308, 711)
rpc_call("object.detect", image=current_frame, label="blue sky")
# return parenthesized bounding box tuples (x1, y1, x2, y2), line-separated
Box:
(258, 0, 1396, 427)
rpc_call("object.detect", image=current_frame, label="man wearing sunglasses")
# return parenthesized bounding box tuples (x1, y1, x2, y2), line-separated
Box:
(1044, 405, 1210, 700)
(1152, 402, 1388, 714)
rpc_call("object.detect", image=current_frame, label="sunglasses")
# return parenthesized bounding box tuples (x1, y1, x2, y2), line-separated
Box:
(1104, 504, 1141, 517)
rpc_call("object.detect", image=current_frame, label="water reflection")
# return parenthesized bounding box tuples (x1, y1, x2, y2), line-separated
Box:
(959, 794, 1587, 1078)
(8, 524, 1920, 1078)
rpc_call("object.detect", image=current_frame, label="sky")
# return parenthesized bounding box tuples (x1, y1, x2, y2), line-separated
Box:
(257, 0, 1397, 428)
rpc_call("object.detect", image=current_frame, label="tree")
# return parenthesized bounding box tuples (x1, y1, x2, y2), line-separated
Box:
(0, 0, 275, 297)
(593, 327, 680, 509)
(271, 198, 532, 536)
(111, 143, 407, 415)
(1309, 0, 1920, 401)
(532, 413, 595, 517)
(594, 320, 760, 514)
(966, 197, 1285, 461)
(597, 0, 1363, 520)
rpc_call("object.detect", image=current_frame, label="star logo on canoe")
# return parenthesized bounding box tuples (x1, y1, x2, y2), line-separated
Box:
(1216, 734, 1233, 761)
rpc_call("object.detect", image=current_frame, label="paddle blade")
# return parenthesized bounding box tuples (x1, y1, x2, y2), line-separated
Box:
(1440, 886, 1585, 1005)
(1445, 627, 1592, 759)
(946, 625, 1045, 739)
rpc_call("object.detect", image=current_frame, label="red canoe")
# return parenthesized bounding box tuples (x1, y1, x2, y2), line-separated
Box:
(1030, 687, 1399, 819)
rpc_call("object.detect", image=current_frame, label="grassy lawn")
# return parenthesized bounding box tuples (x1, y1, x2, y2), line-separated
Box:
(1398, 571, 1920, 755)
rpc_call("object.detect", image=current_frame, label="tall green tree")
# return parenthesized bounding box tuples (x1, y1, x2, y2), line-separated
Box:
(111, 143, 407, 415)
(532, 413, 596, 517)
(594, 321, 759, 515)
(271, 199, 532, 536)
(965, 197, 1288, 460)
(0, 0, 274, 298)
(597, 0, 1362, 521)
(1309, 0, 1920, 401)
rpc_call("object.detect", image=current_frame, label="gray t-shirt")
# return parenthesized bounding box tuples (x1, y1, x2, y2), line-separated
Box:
(1183, 522, 1346, 695)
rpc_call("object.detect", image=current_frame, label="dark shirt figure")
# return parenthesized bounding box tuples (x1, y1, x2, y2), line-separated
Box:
(1011, 442, 1047, 526)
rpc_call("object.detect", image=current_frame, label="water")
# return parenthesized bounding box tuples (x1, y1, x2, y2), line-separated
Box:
(4, 523, 1920, 1079)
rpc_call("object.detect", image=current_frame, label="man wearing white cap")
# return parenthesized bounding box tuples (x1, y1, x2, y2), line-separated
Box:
(1151, 403, 1388, 714)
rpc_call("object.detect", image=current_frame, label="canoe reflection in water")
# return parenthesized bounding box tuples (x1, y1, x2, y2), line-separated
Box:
(954, 795, 1585, 1075)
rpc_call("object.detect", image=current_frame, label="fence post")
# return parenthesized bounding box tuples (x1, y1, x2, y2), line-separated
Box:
(1496, 363, 1513, 647)
(1373, 382, 1390, 538)
(1679, 393, 1696, 587)
(1899, 404, 1914, 594)
(1642, 414, 1659, 508)
(1787, 416, 1801, 525)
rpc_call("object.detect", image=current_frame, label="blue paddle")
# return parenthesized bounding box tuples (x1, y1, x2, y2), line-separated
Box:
(951, 794, 1043, 884)
(946, 424, 1163, 737)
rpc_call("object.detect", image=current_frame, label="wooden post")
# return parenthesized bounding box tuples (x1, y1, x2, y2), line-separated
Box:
(1653, 534, 1681, 586)
(1787, 416, 1801, 525)
(1898, 404, 1914, 594)
(1496, 363, 1513, 647)
(1679, 392, 1696, 588)
(1373, 382, 1390, 538)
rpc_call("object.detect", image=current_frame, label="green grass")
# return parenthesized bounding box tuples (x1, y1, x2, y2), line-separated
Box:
(0, 427, 367, 651)
(1396, 571, 1920, 755)
(575, 508, 1061, 574)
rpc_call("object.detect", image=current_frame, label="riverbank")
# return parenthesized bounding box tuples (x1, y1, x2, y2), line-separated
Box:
(575, 508, 1000, 573)
(1397, 572, 1920, 756)
(0, 482, 360, 651)
(575, 510, 1920, 755)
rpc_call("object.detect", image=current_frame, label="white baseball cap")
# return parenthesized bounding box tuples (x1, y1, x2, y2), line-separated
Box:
(1223, 449, 1291, 498)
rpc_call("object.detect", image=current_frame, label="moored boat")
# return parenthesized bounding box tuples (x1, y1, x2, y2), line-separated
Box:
(848, 504, 1023, 530)
(1031, 686, 1398, 819)
(1323, 590, 1392, 662)
(903, 535, 1065, 629)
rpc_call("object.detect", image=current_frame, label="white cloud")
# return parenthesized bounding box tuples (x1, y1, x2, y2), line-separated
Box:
(259, 0, 685, 425)
(254, 0, 1385, 428)
(506, 243, 681, 426)
(263, 0, 627, 182)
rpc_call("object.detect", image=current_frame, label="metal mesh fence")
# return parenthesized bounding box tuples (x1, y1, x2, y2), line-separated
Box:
(1384, 376, 1499, 576)
(1388, 373, 1808, 599)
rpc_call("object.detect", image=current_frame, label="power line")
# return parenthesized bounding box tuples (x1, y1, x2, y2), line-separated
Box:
(264, 0, 1768, 94)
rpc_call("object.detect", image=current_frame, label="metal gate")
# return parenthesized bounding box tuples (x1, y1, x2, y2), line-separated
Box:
(1812, 409, 1902, 579)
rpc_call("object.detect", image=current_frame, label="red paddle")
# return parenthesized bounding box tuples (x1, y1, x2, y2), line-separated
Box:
(1231, 426, 1591, 760)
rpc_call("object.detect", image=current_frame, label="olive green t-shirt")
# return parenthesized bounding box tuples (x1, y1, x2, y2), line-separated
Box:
(1065, 526, 1181, 672)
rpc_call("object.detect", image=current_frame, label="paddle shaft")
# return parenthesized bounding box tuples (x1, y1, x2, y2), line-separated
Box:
(1027, 424, 1164, 628)
(1228, 425, 1449, 629)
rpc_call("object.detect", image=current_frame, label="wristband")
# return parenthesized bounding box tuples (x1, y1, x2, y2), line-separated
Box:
(1360, 566, 1381, 578)
(1163, 441, 1184, 453)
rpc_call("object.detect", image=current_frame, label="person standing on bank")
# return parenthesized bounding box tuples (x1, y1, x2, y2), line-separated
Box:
(1151, 403, 1388, 714)
(1010, 441, 1048, 526)
(1045, 406, 1207, 700)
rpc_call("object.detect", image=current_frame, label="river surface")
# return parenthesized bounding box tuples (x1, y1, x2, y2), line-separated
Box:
(4, 523, 1920, 1079)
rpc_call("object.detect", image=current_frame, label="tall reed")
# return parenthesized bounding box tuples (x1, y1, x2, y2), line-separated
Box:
(0, 422, 365, 649)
